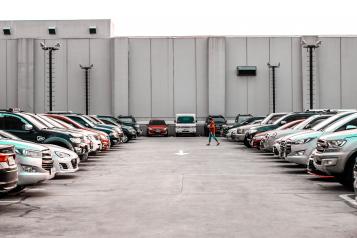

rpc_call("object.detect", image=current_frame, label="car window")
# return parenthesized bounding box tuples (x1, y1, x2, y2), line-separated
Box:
(68, 116, 94, 127)
(334, 118, 357, 132)
(177, 116, 194, 124)
(267, 115, 283, 124)
(312, 113, 355, 131)
(0, 115, 27, 130)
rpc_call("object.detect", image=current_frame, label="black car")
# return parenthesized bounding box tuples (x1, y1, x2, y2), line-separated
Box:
(0, 145, 18, 192)
(117, 115, 142, 136)
(222, 116, 265, 136)
(0, 110, 89, 160)
(96, 117, 137, 143)
(204, 115, 227, 136)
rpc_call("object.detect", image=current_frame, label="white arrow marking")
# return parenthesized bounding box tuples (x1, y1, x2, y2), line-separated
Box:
(175, 150, 189, 156)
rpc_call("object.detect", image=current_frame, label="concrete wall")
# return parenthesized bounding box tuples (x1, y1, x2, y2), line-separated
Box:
(3, 28, 357, 120)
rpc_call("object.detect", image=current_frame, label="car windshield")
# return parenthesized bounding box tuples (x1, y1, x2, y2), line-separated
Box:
(39, 115, 66, 129)
(212, 117, 226, 123)
(28, 114, 56, 129)
(79, 116, 96, 127)
(102, 118, 119, 126)
(237, 115, 252, 123)
(20, 113, 47, 130)
(119, 117, 135, 123)
(149, 120, 166, 125)
(324, 115, 357, 133)
(177, 116, 194, 124)
(261, 114, 285, 125)
(50, 118, 75, 129)
(83, 115, 102, 125)
(312, 113, 355, 131)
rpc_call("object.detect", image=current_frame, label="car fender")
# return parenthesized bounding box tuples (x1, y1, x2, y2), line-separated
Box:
(43, 137, 73, 150)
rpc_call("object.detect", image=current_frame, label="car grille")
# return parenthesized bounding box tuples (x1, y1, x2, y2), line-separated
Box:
(286, 141, 292, 155)
(42, 149, 53, 172)
(71, 159, 78, 169)
(316, 139, 328, 153)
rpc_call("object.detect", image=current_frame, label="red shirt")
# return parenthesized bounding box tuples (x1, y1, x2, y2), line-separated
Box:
(209, 121, 216, 134)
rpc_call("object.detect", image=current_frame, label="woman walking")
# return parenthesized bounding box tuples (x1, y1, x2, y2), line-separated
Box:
(207, 117, 220, 146)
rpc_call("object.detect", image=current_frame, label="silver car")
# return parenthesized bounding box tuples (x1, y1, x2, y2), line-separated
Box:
(311, 129, 357, 187)
(282, 112, 357, 166)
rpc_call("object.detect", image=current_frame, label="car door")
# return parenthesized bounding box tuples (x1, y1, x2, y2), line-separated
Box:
(0, 114, 38, 142)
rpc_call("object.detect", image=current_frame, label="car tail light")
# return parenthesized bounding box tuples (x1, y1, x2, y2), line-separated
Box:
(0, 153, 15, 163)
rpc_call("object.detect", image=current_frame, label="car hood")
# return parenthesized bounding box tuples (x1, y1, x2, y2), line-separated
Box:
(319, 129, 357, 141)
(0, 138, 48, 151)
(237, 124, 256, 130)
(44, 144, 77, 156)
(288, 130, 324, 141)
(250, 124, 277, 133)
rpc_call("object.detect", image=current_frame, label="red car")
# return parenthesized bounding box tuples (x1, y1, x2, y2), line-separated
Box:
(45, 114, 111, 151)
(147, 120, 168, 136)
(251, 119, 305, 150)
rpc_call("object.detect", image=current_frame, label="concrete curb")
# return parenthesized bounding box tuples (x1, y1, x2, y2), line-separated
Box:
(339, 194, 357, 209)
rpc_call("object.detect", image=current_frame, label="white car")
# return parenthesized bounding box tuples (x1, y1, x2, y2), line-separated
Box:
(175, 114, 197, 136)
(45, 144, 79, 175)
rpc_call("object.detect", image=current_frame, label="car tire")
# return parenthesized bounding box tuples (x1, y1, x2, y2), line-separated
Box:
(337, 156, 356, 188)
(123, 135, 129, 143)
(79, 153, 89, 162)
(244, 137, 251, 148)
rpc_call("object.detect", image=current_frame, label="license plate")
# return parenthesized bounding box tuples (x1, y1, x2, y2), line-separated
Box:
(156, 130, 160, 133)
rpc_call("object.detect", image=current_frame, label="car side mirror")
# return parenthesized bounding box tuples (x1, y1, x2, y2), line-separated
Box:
(346, 125, 357, 130)
(24, 124, 33, 131)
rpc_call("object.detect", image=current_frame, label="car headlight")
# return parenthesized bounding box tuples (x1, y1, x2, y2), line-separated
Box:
(293, 138, 315, 144)
(70, 137, 82, 144)
(15, 149, 42, 158)
(54, 151, 71, 158)
(271, 132, 277, 138)
(327, 139, 347, 148)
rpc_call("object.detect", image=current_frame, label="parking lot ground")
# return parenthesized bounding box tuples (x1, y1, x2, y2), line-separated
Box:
(0, 137, 356, 238)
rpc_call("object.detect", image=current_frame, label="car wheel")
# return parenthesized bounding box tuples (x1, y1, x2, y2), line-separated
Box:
(338, 156, 356, 188)
(79, 153, 89, 162)
(244, 137, 251, 148)
(123, 135, 129, 143)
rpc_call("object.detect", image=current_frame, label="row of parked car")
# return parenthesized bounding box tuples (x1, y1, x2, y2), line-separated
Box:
(224, 110, 357, 200)
(0, 109, 142, 194)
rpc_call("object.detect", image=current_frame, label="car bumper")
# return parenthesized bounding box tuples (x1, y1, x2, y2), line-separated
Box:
(148, 130, 168, 136)
(53, 156, 80, 175)
(176, 128, 196, 134)
(17, 166, 55, 186)
(312, 151, 346, 175)
(0, 168, 18, 191)
(234, 134, 246, 142)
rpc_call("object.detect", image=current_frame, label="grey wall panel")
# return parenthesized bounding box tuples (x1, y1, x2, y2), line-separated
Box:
(269, 37, 293, 112)
(0, 41, 6, 108)
(128, 38, 151, 118)
(225, 37, 247, 117)
(173, 38, 196, 114)
(208, 37, 226, 116)
(195, 38, 208, 119)
(341, 38, 357, 109)
(89, 39, 111, 115)
(151, 38, 174, 118)
(247, 38, 270, 115)
(34, 39, 45, 112)
(67, 39, 89, 114)
(291, 38, 303, 111)
(112, 38, 129, 117)
(318, 37, 341, 108)
(6, 40, 18, 108)
(46, 39, 68, 111)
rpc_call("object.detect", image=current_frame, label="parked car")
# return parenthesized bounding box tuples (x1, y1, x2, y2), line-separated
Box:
(281, 111, 357, 166)
(0, 132, 54, 187)
(235, 113, 287, 145)
(117, 115, 142, 136)
(222, 116, 265, 137)
(45, 114, 110, 151)
(147, 119, 168, 136)
(95, 117, 136, 143)
(83, 115, 124, 143)
(235, 114, 253, 124)
(310, 129, 357, 187)
(244, 112, 317, 148)
(0, 145, 18, 192)
(204, 115, 226, 136)
(262, 114, 332, 153)
(0, 130, 79, 176)
(0, 110, 89, 161)
(228, 119, 263, 141)
(252, 119, 305, 149)
(175, 114, 197, 136)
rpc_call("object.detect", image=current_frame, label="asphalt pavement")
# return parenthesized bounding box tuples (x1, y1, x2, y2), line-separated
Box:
(0, 137, 356, 238)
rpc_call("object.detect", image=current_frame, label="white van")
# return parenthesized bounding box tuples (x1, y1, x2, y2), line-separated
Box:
(175, 114, 197, 136)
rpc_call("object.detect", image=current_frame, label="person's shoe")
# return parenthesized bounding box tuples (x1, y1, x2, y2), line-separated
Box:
(206, 143, 210, 146)
(217, 142, 220, 146)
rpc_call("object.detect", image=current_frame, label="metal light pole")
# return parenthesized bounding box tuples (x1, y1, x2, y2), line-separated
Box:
(267, 62, 280, 113)
(301, 40, 322, 110)
(40, 42, 60, 111)
(80, 64, 94, 115)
